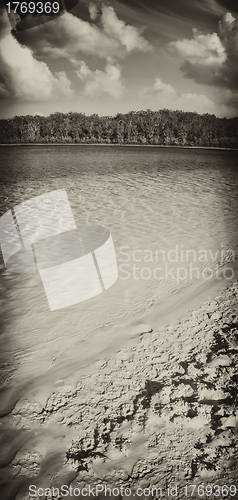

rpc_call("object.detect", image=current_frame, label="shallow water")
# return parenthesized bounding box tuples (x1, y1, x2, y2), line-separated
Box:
(0, 145, 238, 498)
(1, 145, 238, 363)
(1, 145, 238, 379)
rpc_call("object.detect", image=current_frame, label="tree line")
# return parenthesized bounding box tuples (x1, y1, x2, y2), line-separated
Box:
(0, 109, 237, 148)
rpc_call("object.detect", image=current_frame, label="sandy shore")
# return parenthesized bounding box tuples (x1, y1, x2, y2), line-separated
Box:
(0, 144, 237, 150)
(0, 275, 237, 500)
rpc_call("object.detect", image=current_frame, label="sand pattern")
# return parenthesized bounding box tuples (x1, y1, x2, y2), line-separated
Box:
(0, 281, 237, 499)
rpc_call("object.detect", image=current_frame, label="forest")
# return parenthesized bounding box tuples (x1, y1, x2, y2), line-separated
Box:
(0, 109, 238, 148)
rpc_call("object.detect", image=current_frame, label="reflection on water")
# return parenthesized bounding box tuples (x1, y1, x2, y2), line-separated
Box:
(0, 145, 238, 498)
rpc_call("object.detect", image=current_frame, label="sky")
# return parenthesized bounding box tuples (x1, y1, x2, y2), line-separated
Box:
(0, 0, 238, 118)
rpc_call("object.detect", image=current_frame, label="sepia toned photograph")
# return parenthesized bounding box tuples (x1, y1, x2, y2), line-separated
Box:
(0, 1, 237, 499)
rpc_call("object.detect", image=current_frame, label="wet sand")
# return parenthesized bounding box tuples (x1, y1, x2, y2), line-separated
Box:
(0, 264, 237, 500)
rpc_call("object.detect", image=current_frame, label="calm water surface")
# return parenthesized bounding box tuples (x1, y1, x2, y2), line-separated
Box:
(1, 145, 238, 332)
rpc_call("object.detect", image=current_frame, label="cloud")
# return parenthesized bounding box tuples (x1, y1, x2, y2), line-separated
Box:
(89, 2, 99, 21)
(0, 7, 10, 40)
(13, 5, 152, 64)
(152, 79, 175, 96)
(170, 29, 226, 67)
(175, 92, 218, 114)
(75, 60, 126, 98)
(142, 78, 220, 115)
(100, 5, 151, 53)
(0, 11, 73, 101)
(218, 12, 238, 90)
(169, 28, 227, 88)
(0, 3, 150, 104)
(168, 12, 238, 111)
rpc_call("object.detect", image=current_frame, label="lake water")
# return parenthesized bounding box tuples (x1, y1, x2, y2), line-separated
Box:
(0, 145, 238, 497)
(1, 145, 238, 303)
(1, 145, 238, 332)
(1, 144, 238, 362)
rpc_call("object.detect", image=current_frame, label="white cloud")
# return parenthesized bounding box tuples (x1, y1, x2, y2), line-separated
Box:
(168, 12, 238, 112)
(152, 79, 175, 96)
(0, 3, 151, 104)
(142, 78, 218, 115)
(75, 61, 125, 99)
(14, 6, 152, 63)
(219, 12, 238, 49)
(170, 29, 226, 67)
(100, 5, 151, 53)
(76, 60, 92, 81)
(0, 2, 153, 106)
(0, 32, 73, 101)
(89, 2, 99, 21)
(0, 7, 73, 101)
(175, 92, 217, 114)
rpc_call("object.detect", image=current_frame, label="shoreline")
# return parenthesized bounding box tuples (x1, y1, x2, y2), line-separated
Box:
(0, 143, 237, 150)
